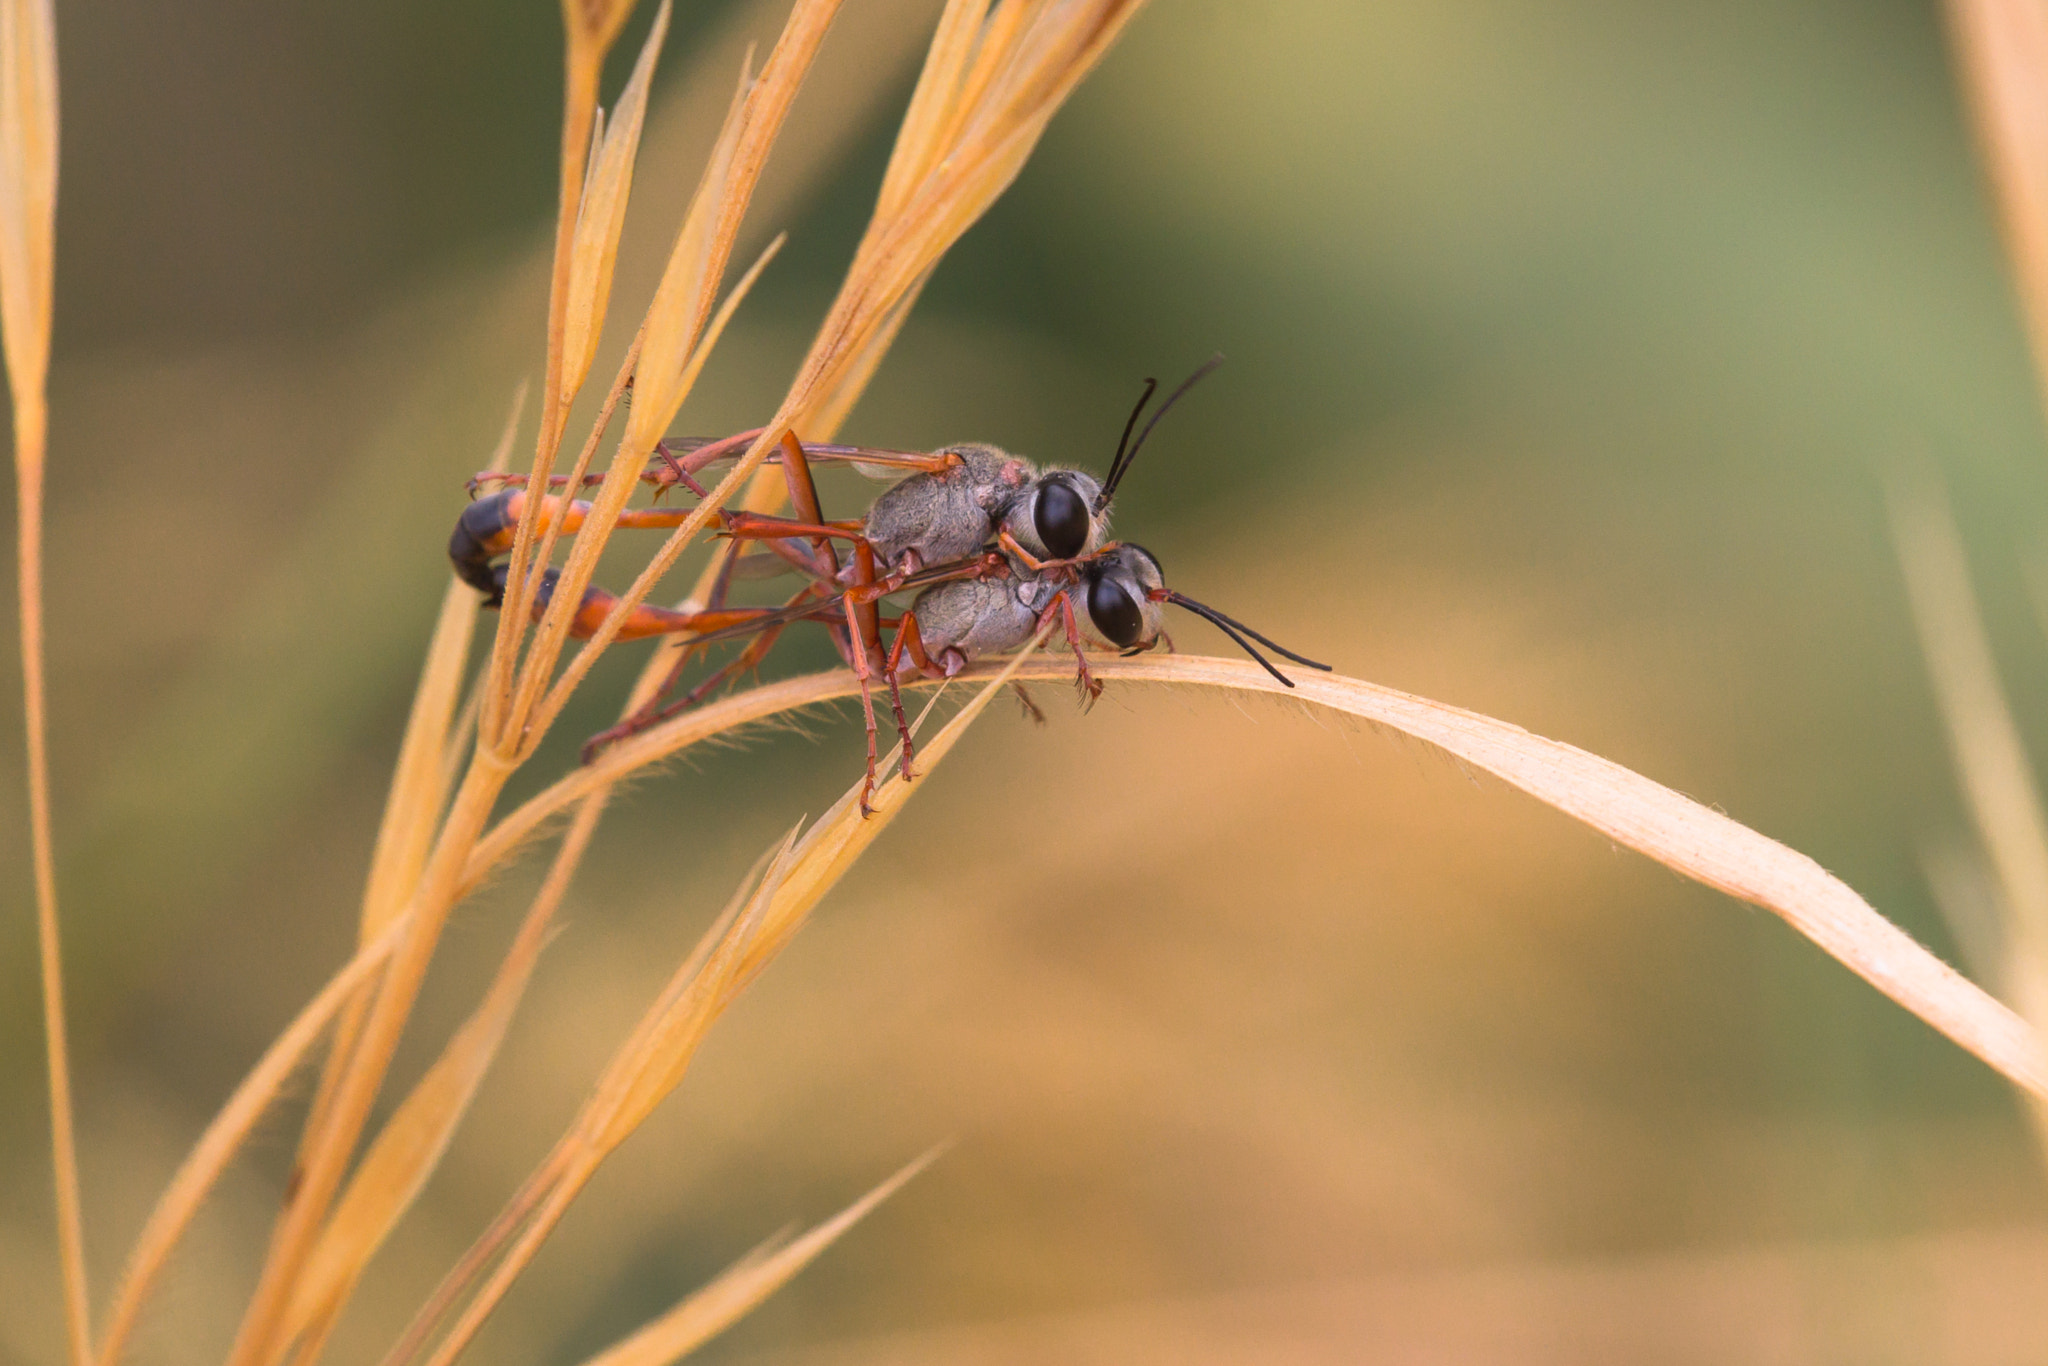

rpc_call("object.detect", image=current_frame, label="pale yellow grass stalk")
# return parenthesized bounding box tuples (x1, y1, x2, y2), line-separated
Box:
(458, 654, 2048, 1100)
(1931, 2, 2048, 1144)
(1890, 485, 2048, 1145)
(1947, 0, 2048, 414)
(0, 0, 77, 1360)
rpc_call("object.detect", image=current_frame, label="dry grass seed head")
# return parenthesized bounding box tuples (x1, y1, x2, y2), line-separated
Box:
(68, 4, 1162, 1365)
(572, 1148, 945, 1366)
(507, 0, 842, 754)
(252, 1, 1167, 1311)
(390, 651, 1039, 1366)
(207, 12, 842, 1351)
(0, 0, 56, 401)
(560, 2, 673, 400)
(515, 1, 1156, 873)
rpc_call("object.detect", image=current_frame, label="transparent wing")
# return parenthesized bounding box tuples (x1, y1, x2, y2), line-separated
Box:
(667, 435, 955, 477)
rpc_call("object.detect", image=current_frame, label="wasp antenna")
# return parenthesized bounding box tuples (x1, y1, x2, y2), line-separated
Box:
(1099, 375, 1158, 512)
(1163, 591, 1298, 686)
(1167, 590, 1331, 674)
(1096, 353, 1224, 512)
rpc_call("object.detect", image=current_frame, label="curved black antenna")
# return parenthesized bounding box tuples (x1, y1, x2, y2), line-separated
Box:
(1095, 353, 1225, 512)
(1167, 595, 1294, 685)
(1101, 375, 1157, 506)
(1167, 590, 1333, 673)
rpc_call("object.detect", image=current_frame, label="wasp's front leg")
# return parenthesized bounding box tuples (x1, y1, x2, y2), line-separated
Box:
(1035, 589, 1099, 704)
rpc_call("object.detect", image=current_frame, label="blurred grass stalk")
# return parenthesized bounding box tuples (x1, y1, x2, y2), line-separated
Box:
(0, 0, 83, 1363)
(1937, 0, 2048, 1158)
(1891, 485, 2048, 1158)
(1948, 0, 2048, 418)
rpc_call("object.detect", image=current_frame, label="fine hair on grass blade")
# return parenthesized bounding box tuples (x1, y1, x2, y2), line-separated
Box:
(386, 645, 1041, 1366)
(0, 0, 81, 1359)
(573, 1148, 946, 1366)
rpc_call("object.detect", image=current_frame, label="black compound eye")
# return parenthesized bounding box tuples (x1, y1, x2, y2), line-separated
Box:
(1033, 479, 1090, 560)
(1086, 574, 1144, 649)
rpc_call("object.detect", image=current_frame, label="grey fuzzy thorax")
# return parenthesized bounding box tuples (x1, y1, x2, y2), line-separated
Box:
(861, 443, 1034, 569)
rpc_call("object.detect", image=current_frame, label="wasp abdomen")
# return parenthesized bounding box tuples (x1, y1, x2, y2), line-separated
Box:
(911, 575, 1039, 662)
(450, 490, 520, 601)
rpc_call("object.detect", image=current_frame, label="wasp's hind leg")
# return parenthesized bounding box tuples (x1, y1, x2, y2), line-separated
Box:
(882, 612, 953, 783)
(520, 568, 780, 642)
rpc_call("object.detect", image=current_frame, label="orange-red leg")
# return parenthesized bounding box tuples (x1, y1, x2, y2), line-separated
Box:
(721, 510, 867, 543)
(531, 571, 779, 642)
(844, 550, 1008, 605)
(879, 614, 944, 783)
(837, 539, 896, 816)
(1035, 589, 1099, 703)
(889, 611, 951, 681)
(474, 492, 701, 559)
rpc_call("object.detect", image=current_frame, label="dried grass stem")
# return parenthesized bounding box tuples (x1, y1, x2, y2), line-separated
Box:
(472, 655, 2047, 1099)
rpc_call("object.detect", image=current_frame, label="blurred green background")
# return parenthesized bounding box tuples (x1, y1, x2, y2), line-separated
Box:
(6, 0, 2048, 1360)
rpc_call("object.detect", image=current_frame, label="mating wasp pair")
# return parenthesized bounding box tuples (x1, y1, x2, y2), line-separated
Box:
(452, 358, 1328, 811)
